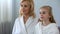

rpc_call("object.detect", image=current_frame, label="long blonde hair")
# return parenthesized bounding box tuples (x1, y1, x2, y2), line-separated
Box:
(19, 0, 35, 18)
(39, 6, 56, 23)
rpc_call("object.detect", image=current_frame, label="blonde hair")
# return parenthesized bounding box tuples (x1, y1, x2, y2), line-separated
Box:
(19, 0, 35, 18)
(39, 6, 56, 23)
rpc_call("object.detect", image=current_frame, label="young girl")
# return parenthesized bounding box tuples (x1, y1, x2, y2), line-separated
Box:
(35, 6, 59, 34)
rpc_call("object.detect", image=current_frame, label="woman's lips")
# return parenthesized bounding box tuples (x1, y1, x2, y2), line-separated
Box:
(23, 10, 25, 12)
(23, 10, 27, 12)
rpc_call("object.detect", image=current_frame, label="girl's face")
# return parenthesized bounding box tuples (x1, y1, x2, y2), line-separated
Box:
(20, 1, 30, 15)
(39, 8, 50, 21)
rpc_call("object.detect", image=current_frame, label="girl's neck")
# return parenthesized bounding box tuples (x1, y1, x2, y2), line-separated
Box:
(42, 20, 51, 26)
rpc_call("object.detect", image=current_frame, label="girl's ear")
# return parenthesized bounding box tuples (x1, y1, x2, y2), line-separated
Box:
(49, 16, 51, 18)
(49, 16, 51, 19)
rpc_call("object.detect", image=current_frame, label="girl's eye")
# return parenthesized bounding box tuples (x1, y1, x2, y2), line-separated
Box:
(43, 11, 46, 14)
(40, 12, 41, 14)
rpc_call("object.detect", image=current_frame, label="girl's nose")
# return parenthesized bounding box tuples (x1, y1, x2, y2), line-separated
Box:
(40, 14, 43, 16)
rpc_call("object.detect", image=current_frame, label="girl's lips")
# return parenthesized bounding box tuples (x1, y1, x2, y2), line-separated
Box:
(40, 17, 43, 18)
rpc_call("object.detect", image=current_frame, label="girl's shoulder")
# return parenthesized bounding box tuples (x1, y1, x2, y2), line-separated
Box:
(48, 23, 59, 34)
(48, 23, 57, 28)
(47, 23, 59, 31)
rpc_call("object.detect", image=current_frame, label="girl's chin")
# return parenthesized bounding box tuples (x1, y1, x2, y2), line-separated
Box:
(40, 18, 44, 20)
(40, 19, 44, 21)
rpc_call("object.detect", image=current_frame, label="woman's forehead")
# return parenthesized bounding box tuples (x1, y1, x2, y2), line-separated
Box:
(21, 1, 30, 4)
(20, 1, 30, 5)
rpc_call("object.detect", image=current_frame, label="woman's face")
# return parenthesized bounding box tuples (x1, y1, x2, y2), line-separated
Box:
(20, 1, 30, 15)
(39, 8, 50, 21)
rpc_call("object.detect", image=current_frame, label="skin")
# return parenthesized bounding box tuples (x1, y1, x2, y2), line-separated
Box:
(39, 8, 51, 26)
(20, 1, 30, 24)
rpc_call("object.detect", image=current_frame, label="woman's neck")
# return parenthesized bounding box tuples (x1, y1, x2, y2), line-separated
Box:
(42, 20, 51, 26)
(24, 14, 29, 17)
(23, 14, 29, 24)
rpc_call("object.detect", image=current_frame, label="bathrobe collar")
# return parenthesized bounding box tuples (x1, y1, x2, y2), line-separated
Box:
(19, 16, 34, 33)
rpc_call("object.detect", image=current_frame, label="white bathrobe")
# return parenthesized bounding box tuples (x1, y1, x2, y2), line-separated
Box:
(12, 16, 38, 34)
(35, 22, 59, 34)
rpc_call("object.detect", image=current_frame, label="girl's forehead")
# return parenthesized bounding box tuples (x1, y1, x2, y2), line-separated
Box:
(40, 8, 49, 12)
(40, 7, 49, 10)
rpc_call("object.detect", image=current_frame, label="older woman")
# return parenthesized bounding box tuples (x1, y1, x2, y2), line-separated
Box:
(12, 0, 38, 34)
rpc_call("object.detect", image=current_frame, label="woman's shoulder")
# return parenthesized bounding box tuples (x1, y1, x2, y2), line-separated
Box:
(14, 17, 22, 26)
(15, 17, 19, 22)
(15, 16, 23, 21)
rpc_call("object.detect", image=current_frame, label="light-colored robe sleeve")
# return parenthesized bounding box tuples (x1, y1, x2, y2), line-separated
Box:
(12, 18, 21, 34)
(34, 23, 42, 34)
(47, 24, 59, 34)
(48, 28, 59, 34)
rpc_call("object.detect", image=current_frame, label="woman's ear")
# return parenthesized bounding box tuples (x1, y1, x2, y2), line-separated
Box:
(49, 15, 51, 18)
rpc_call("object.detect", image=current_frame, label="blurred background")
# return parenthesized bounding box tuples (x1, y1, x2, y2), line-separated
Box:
(0, 0, 60, 34)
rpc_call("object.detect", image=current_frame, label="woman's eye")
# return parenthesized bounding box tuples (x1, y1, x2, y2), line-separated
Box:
(21, 5, 28, 7)
(21, 5, 23, 7)
(24, 5, 27, 7)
